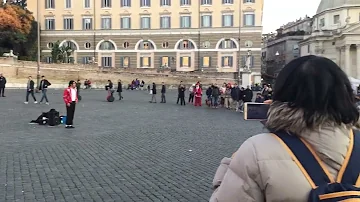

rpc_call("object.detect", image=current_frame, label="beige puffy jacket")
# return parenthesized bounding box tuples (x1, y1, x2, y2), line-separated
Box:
(210, 102, 355, 202)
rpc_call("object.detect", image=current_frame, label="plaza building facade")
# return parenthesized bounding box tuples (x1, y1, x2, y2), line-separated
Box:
(27, 0, 264, 83)
(299, 0, 360, 78)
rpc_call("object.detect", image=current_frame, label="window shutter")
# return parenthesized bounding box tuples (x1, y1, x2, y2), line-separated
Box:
(140, 57, 143, 67)
(128, 18, 131, 28)
(229, 56, 233, 66)
(253, 0, 255, 3)
(200, 16, 203, 27)
(221, 57, 224, 67)
(149, 57, 151, 67)
(180, 16, 183, 28)
(140, 0, 143, 6)
(128, 57, 130, 67)
(101, 0, 104, 7)
(189, 57, 191, 67)
(200, 57, 203, 67)
(189, 0, 191, 4)
(120, 57, 123, 67)
(243, 14, 246, 26)
(222, 15, 224, 27)
(208, 57, 211, 67)
(189, 16, 191, 28)
(109, 18, 112, 29)
(250, 56, 254, 67)
(129, 0, 131, 6)
(120, 18, 123, 28)
(209, 15, 212, 27)
(252, 14, 255, 26)
(160, 0, 162, 6)
(169, 0, 171, 6)
(149, 0, 151, 6)
(149, 18, 151, 28)
(231, 15, 234, 26)
(243, 0, 246, 2)
(160, 17, 162, 28)
(180, 57, 183, 67)
(169, 17, 171, 28)
(160, 57, 163, 66)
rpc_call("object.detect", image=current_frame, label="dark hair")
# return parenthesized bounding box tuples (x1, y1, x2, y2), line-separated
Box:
(273, 55, 358, 127)
(41, 76, 44, 78)
(68, 80, 75, 87)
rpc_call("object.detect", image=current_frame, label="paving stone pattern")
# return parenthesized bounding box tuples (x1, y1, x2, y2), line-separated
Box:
(0, 89, 264, 202)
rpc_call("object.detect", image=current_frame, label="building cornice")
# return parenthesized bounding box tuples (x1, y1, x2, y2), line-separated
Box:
(266, 35, 305, 47)
(314, 5, 360, 17)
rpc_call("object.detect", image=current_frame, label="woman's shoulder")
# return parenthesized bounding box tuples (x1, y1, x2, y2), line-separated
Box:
(234, 133, 286, 162)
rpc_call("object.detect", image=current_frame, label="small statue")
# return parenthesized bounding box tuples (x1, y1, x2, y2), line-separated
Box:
(245, 51, 252, 70)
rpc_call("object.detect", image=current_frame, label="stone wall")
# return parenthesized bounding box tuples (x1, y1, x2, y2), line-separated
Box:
(0, 57, 237, 87)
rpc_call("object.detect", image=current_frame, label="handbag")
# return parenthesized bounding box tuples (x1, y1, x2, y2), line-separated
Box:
(150, 90, 153, 94)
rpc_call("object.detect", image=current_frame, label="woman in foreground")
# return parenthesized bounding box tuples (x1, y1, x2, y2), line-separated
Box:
(210, 55, 360, 201)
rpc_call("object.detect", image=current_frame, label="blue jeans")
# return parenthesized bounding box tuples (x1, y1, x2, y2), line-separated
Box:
(212, 96, 219, 106)
(40, 89, 49, 102)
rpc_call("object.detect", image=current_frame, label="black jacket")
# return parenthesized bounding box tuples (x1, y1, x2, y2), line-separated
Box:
(211, 86, 220, 97)
(231, 87, 240, 101)
(0, 76, 6, 87)
(27, 80, 35, 91)
(161, 85, 166, 94)
(39, 79, 51, 90)
(106, 82, 113, 90)
(206, 87, 212, 96)
(117, 82, 122, 92)
(152, 84, 157, 94)
(179, 86, 185, 97)
(243, 88, 253, 102)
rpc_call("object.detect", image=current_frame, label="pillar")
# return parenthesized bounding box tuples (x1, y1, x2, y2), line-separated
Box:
(344, 45, 351, 76)
(357, 45, 360, 79)
(241, 71, 252, 87)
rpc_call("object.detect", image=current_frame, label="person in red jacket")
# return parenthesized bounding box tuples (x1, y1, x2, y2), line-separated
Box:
(63, 80, 78, 129)
(194, 84, 202, 106)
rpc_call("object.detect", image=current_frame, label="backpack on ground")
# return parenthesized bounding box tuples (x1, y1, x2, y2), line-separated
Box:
(48, 109, 60, 126)
(273, 130, 360, 201)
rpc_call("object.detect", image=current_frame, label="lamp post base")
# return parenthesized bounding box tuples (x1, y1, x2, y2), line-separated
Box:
(241, 71, 252, 87)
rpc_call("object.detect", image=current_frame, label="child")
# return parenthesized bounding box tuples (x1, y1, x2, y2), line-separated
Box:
(255, 93, 264, 103)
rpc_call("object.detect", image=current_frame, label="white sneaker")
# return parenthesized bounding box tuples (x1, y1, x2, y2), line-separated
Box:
(46, 102, 49, 105)
(34, 101, 38, 104)
(24, 102, 28, 104)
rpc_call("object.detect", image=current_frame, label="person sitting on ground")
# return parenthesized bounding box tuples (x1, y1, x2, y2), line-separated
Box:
(210, 55, 360, 201)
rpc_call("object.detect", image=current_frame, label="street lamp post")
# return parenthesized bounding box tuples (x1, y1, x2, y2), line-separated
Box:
(237, 1, 242, 85)
(36, 0, 41, 91)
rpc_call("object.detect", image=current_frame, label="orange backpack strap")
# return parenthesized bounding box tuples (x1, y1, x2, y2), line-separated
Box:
(338, 129, 360, 185)
(272, 131, 334, 188)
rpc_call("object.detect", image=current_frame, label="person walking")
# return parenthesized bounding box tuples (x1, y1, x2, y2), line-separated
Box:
(24, 76, 37, 104)
(117, 79, 123, 100)
(188, 84, 195, 103)
(63, 80, 78, 129)
(39, 75, 51, 104)
(194, 84, 202, 106)
(231, 83, 240, 111)
(224, 85, 232, 109)
(0, 73, 6, 97)
(150, 82, 157, 103)
(161, 82, 166, 103)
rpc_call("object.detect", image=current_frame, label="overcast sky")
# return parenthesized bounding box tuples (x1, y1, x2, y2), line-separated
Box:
(262, 0, 322, 33)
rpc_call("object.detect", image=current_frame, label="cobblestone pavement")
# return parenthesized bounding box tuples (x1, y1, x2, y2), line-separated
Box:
(0, 89, 265, 202)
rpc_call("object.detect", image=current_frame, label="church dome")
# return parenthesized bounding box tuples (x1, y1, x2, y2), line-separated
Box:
(316, 0, 360, 14)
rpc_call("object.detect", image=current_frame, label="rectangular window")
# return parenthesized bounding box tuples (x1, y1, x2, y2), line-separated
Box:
(320, 18, 325, 27)
(180, 16, 191, 28)
(140, 0, 150, 7)
(101, 17, 112, 29)
(121, 0, 131, 6)
(221, 56, 233, 67)
(161, 0, 170, 6)
(63, 18, 74, 30)
(333, 15, 340, 24)
(201, 56, 210, 67)
(101, 57, 112, 68)
(45, 18, 55, 30)
(201, 0, 211, 5)
(180, 56, 190, 67)
(201, 15, 212, 27)
(82, 18, 92, 30)
(121, 17, 131, 29)
(101, 0, 111, 8)
(161, 56, 169, 67)
(82, 57, 92, 64)
(180, 0, 190, 6)
(222, 0, 233, 4)
(84, 0, 90, 8)
(243, 14, 255, 26)
(160, 16, 171, 29)
(120, 57, 130, 68)
(45, 0, 55, 9)
(141, 17, 151, 29)
(140, 57, 151, 67)
(65, 0, 71, 8)
(243, 0, 254, 3)
(222, 14, 233, 27)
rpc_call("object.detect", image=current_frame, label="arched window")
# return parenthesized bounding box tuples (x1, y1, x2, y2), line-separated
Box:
(99, 41, 115, 50)
(218, 39, 237, 49)
(176, 39, 196, 50)
(62, 41, 77, 50)
(136, 40, 155, 50)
